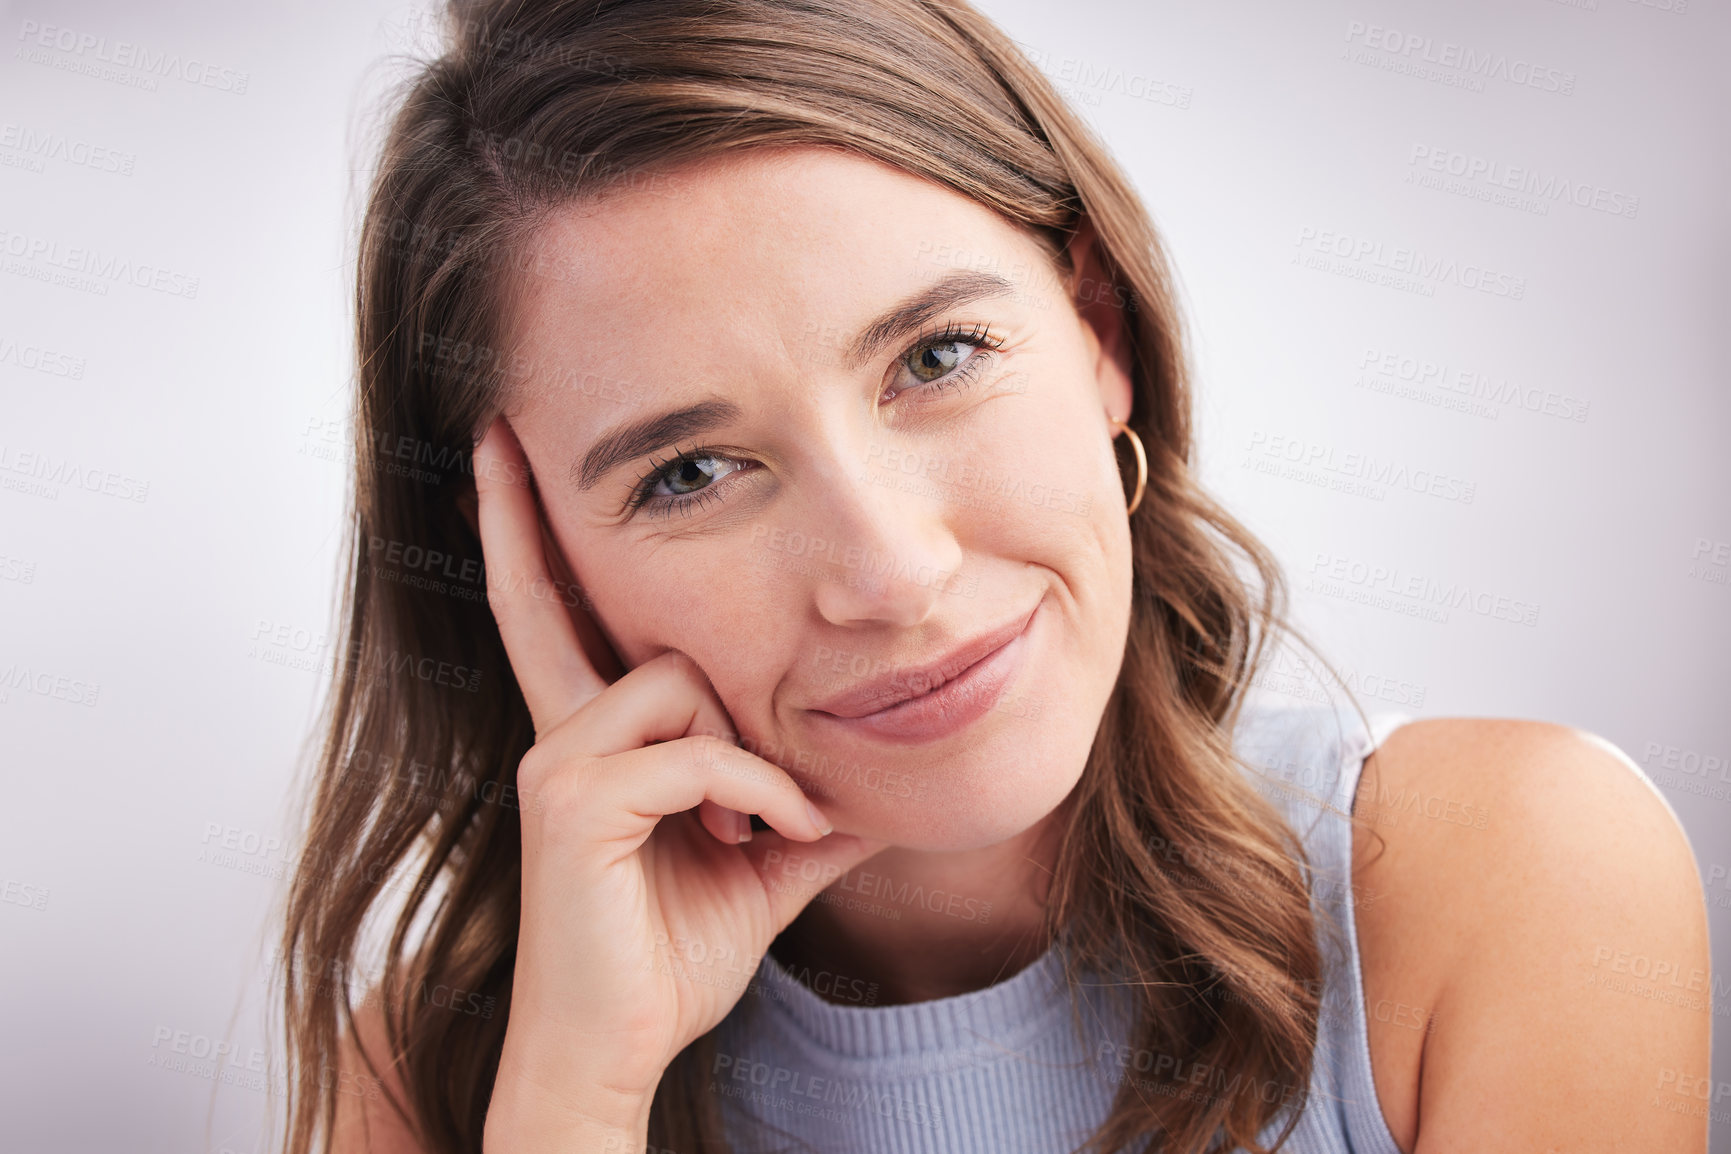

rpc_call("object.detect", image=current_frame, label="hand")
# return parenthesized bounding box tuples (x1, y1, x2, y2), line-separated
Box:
(471, 418, 884, 1152)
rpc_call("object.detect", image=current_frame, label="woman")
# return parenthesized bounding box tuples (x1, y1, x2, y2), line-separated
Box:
(277, 1, 1711, 1152)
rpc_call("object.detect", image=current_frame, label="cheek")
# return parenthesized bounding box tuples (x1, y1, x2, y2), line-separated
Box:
(956, 397, 1124, 573)
(582, 558, 788, 704)
(540, 499, 795, 726)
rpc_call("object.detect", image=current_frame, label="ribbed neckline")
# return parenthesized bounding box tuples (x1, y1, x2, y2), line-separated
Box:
(712, 701, 1416, 1154)
(747, 936, 1082, 1066)
(740, 703, 1410, 1073)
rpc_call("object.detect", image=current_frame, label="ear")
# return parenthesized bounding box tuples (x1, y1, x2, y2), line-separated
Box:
(1064, 216, 1135, 425)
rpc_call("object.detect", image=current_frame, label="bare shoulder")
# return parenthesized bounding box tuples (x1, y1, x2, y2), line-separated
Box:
(1350, 717, 1711, 1154)
(330, 988, 428, 1154)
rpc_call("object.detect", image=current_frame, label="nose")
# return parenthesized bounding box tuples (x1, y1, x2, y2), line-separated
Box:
(785, 445, 966, 629)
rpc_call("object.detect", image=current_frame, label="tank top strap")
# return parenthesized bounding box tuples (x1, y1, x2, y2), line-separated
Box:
(1229, 692, 1417, 1154)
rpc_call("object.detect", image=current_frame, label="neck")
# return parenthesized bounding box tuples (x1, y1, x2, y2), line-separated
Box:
(769, 810, 1064, 1006)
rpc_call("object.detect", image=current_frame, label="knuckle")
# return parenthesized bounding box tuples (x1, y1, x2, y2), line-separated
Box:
(653, 648, 706, 686)
(690, 736, 778, 790)
(516, 744, 589, 805)
(514, 745, 555, 796)
(537, 775, 591, 826)
(685, 733, 734, 777)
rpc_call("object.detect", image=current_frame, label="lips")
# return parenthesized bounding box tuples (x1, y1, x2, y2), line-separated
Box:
(807, 603, 1038, 720)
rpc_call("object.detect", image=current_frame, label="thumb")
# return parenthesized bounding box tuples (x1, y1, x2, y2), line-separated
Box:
(746, 831, 886, 933)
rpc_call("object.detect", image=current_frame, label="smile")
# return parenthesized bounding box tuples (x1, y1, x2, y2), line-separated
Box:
(806, 599, 1039, 744)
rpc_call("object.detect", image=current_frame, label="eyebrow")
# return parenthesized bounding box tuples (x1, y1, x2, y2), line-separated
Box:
(571, 269, 1020, 491)
(572, 397, 744, 491)
(843, 269, 1020, 370)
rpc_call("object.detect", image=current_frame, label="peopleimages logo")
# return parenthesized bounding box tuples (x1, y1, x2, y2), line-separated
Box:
(15, 20, 250, 94)
(0, 122, 136, 176)
(0, 333, 85, 379)
(1341, 20, 1576, 96)
(1407, 144, 1639, 220)
(1294, 226, 1526, 301)
(1354, 347, 1591, 424)
(1306, 551, 1542, 628)
(1013, 41, 1194, 110)
(0, 444, 150, 503)
(0, 226, 200, 299)
(1243, 429, 1478, 504)
(0, 663, 101, 707)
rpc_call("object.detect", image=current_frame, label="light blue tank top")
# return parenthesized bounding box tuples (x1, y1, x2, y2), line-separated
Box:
(712, 697, 1416, 1153)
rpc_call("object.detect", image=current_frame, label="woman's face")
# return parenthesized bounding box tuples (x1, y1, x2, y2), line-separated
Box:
(501, 146, 1135, 852)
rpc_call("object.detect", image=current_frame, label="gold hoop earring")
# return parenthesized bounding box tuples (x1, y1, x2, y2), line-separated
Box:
(1108, 414, 1146, 516)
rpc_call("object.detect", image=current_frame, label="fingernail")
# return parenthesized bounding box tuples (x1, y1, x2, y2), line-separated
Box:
(804, 799, 834, 837)
(734, 811, 753, 843)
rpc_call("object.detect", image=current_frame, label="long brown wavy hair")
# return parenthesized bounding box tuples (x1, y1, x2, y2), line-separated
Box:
(275, 1, 1374, 1152)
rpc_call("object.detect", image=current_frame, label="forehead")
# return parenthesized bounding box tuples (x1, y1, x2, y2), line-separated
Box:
(500, 147, 1054, 409)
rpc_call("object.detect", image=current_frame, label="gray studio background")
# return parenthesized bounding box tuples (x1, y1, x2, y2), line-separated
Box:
(1, 0, 1727, 1150)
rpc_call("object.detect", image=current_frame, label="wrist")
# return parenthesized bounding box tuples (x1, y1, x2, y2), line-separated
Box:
(485, 1066, 655, 1153)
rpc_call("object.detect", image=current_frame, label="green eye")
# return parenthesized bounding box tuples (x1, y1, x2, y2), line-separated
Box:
(906, 340, 971, 382)
(659, 456, 727, 496)
(631, 450, 749, 514)
(884, 322, 1005, 402)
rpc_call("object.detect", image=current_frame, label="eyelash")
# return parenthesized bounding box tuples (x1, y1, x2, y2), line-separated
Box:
(625, 322, 1005, 520)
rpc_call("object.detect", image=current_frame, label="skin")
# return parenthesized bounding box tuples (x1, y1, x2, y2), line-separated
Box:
(1354, 721, 1711, 1152)
(328, 147, 1712, 1153)
(497, 146, 1135, 1009)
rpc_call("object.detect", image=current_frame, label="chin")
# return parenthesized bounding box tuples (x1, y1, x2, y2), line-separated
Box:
(802, 720, 1092, 853)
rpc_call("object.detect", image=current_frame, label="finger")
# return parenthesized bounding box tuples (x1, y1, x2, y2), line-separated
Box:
(698, 799, 749, 845)
(537, 508, 626, 685)
(686, 684, 748, 845)
(473, 417, 606, 734)
(746, 832, 886, 933)
(521, 651, 773, 845)
(529, 651, 789, 844)
(536, 649, 739, 760)
(683, 683, 739, 747)
(572, 735, 834, 846)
